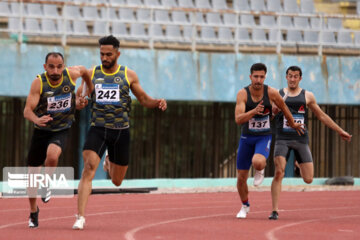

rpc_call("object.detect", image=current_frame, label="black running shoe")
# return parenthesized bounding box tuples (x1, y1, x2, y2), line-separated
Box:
(41, 187, 51, 203)
(269, 211, 278, 220)
(29, 207, 39, 228)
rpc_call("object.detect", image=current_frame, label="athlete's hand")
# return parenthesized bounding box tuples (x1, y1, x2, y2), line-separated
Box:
(339, 130, 352, 142)
(35, 115, 53, 127)
(76, 96, 88, 110)
(290, 122, 305, 136)
(253, 100, 265, 115)
(158, 99, 167, 111)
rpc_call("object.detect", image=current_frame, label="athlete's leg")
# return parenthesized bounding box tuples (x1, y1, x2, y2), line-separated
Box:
(77, 150, 101, 216)
(108, 163, 128, 187)
(252, 154, 267, 171)
(237, 170, 249, 201)
(44, 143, 62, 167)
(271, 156, 287, 211)
(299, 162, 314, 184)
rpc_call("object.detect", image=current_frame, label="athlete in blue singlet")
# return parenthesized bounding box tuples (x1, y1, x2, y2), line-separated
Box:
(234, 63, 304, 219)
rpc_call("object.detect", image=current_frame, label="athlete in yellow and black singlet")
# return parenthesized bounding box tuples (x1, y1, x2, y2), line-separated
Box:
(83, 64, 131, 166)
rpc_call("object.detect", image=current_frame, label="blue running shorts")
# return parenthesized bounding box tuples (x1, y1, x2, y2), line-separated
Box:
(236, 134, 272, 170)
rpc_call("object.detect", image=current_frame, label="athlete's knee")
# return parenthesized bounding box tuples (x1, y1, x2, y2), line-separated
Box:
(252, 162, 265, 171)
(111, 178, 123, 187)
(274, 168, 285, 180)
(303, 177, 313, 184)
(45, 154, 58, 167)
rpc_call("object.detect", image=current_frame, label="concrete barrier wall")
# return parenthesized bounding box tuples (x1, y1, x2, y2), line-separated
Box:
(1, 43, 359, 104)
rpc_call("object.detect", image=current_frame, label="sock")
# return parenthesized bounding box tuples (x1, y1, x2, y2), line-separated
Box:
(242, 199, 250, 207)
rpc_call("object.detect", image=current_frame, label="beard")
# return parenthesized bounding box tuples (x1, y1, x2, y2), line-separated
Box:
(102, 59, 116, 69)
(252, 83, 262, 90)
(48, 74, 61, 81)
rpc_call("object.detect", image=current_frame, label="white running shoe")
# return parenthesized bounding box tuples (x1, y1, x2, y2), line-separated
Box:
(236, 205, 250, 219)
(253, 169, 265, 187)
(72, 215, 85, 230)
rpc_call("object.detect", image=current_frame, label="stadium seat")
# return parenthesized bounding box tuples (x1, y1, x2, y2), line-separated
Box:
(155, 10, 171, 23)
(183, 26, 193, 42)
(193, 12, 205, 24)
(355, 31, 360, 46)
(206, 12, 222, 25)
(162, 0, 178, 7)
(150, 24, 164, 41)
(24, 18, 41, 33)
(240, 14, 255, 27)
(269, 29, 280, 44)
(310, 17, 321, 29)
(25, 3, 42, 17)
(223, 13, 237, 26)
(260, 15, 276, 28)
(321, 31, 336, 46)
(109, 0, 126, 4)
(127, 0, 143, 6)
(250, 0, 266, 11)
(93, 0, 108, 4)
(41, 19, 58, 34)
(218, 27, 234, 43)
(237, 27, 251, 44)
(195, 0, 212, 9)
(0, 2, 10, 16)
(178, 0, 195, 8)
(137, 9, 151, 22)
(10, 2, 20, 15)
(212, 0, 228, 9)
(8, 17, 21, 32)
(165, 25, 182, 42)
(285, 30, 302, 45)
(357, 1, 360, 15)
(43, 4, 59, 18)
(233, 0, 250, 11)
(327, 18, 343, 30)
(83, 6, 100, 20)
(294, 16, 310, 29)
(283, 0, 299, 13)
(300, 0, 315, 13)
(119, 8, 135, 21)
(144, 0, 160, 6)
(112, 22, 128, 38)
(337, 31, 354, 47)
(63, 5, 82, 19)
(303, 30, 319, 45)
(73, 20, 89, 35)
(267, 0, 283, 12)
(279, 16, 293, 29)
(172, 11, 189, 24)
(199, 26, 217, 43)
(93, 21, 108, 36)
(130, 23, 148, 40)
(100, 7, 119, 20)
(252, 28, 268, 44)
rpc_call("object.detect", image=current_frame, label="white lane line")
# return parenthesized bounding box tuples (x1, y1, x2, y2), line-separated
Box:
(265, 215, 360, 240)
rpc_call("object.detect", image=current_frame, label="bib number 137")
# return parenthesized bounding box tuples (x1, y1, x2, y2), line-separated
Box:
(249, 116, 270, 132)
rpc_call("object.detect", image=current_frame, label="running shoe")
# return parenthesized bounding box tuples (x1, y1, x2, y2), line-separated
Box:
(29, 207, 39, 228)
(253, 169, 265, 186)
(236, 205, 250, 219)
(269, 211, 279, 220)
(41, 187, 51, 203)
(72, 215, 86, 230)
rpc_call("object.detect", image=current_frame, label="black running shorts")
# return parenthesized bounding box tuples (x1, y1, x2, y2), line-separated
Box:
(27, 128, 69, 167)
(274, 139, 313, 164)
(83, 126, 130, 166)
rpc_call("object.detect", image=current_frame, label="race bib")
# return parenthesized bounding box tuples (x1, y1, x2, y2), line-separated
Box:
(249, 115, 270, 132)
(47, 93, 72, 113)
(283, 115, 304, 131)
(95, 83, 120, 105)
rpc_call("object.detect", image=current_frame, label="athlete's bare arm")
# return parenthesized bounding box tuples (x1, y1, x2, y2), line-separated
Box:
(306, 91, 352, 142)
(23, 77, 53, 126)
(75, 68, 93, 110)
(235, 89, 264, 125)
(268, 87, 304, 135)
(127, 68, 167, 111)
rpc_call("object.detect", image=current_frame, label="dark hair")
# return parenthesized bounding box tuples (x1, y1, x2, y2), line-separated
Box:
(98, 35, 120, 49)
(45, 52, 64, 63)
(286, 66, 302, 77)
(250, 63, 267, 74)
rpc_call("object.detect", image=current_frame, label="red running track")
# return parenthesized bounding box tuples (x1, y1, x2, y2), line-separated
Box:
(0, 191, 359, 240)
